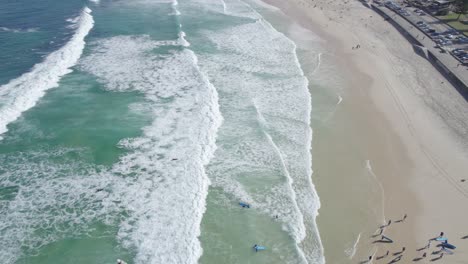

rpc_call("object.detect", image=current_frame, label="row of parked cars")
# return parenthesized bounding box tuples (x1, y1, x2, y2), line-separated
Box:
(384, 1, 411, 16)
(378, 1, 468, 64)
(451, 48, 468, 64)
(416, 21, 468, 47)
(413, 8, 426, 16)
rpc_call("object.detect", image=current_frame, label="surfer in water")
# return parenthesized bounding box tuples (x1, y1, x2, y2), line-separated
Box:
(117, 259, 127, 264)
(240, 202, 250, 208)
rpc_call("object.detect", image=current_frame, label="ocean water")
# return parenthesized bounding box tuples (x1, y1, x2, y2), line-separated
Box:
(0, 0, 324, 263)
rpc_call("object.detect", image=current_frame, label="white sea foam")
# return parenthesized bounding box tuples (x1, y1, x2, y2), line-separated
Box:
(253, 100, 307, 242)
(195, 1, 324, 262)
(312, 52, 322, 75)
(0, 7, 94, 140)
(0, 27, 39, 33)
(80, 34, 222, 264)
(345, 232, 361, 259)
(178, 31, 190, 46)
(337, 95, 343, 105)
(220, 0, 227, 13)
(187, 0, 260, 18)
(0, 148, 121, 263)
(366, 160, 386, 224)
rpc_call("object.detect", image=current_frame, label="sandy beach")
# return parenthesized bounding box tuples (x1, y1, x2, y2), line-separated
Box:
(260, 0, 468, 263)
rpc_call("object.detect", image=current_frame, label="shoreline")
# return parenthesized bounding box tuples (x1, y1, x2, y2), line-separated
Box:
(260, 0, 468, 262)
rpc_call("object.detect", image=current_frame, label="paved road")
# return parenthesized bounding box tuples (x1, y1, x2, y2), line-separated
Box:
(372, 4, 468, 90)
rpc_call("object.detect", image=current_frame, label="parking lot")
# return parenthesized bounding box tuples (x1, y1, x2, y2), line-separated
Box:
(378, 0, 468, 65)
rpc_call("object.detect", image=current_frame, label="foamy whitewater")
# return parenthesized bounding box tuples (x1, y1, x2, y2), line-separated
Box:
(0, 7, 94, 140)
(0, 0, 324, 263)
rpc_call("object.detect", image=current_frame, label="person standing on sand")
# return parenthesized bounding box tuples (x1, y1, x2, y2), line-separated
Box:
(391, 255, 402, 262)
(426, 240, 431, 249)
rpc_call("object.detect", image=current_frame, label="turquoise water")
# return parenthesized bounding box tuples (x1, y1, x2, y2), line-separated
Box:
(0, 0, 324, 263)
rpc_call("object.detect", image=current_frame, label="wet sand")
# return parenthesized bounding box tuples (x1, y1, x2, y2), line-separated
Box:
(260, 0, 468, 263)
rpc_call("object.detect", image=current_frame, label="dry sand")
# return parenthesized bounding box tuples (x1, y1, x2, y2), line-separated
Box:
(260, 0, 468, 263)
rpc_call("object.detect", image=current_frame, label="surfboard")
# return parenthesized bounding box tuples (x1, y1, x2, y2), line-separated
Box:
(441, 243, 456, 249)
(239, 202, 250, 208)
(435, 237, 447, 241)
(255, 246, 266, 251)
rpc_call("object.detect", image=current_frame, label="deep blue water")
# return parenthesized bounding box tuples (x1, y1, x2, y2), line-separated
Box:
(0, 0, 85, 84)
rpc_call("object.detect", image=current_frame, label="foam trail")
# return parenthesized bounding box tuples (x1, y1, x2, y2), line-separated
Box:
(178, 31, 190, 47)
(220, 0, 227, 13)
(337, 95, 343, 105)
(312, 52, 322, 75)
(254, 101, 308, 263)
(0, 7, 94, 140)
(366, 160, 386, 224)
(239, 1, 325, 262)
(0, 27, 39, 33)
(345, 232, 361, 259)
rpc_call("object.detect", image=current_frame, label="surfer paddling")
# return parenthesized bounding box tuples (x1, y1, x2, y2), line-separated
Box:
(239, 202, 250, 208)
(252, 244, 265, 252)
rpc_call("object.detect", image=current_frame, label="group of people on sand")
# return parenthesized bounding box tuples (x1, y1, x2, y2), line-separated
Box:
(360, 213, 463, 263)
(363, 215, 408, 263)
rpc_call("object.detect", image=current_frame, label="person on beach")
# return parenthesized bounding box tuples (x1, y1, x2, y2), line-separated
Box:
(387, 220, 392, 226)
(402, 247, 405, 252)
(386, 250, 389, 256)
(426, 240, 431, 249)
(382, 235, 393, 242)
(403, 214, 407, 221)
(422, 252, 426, 258)
(391, 255, 402, 262)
